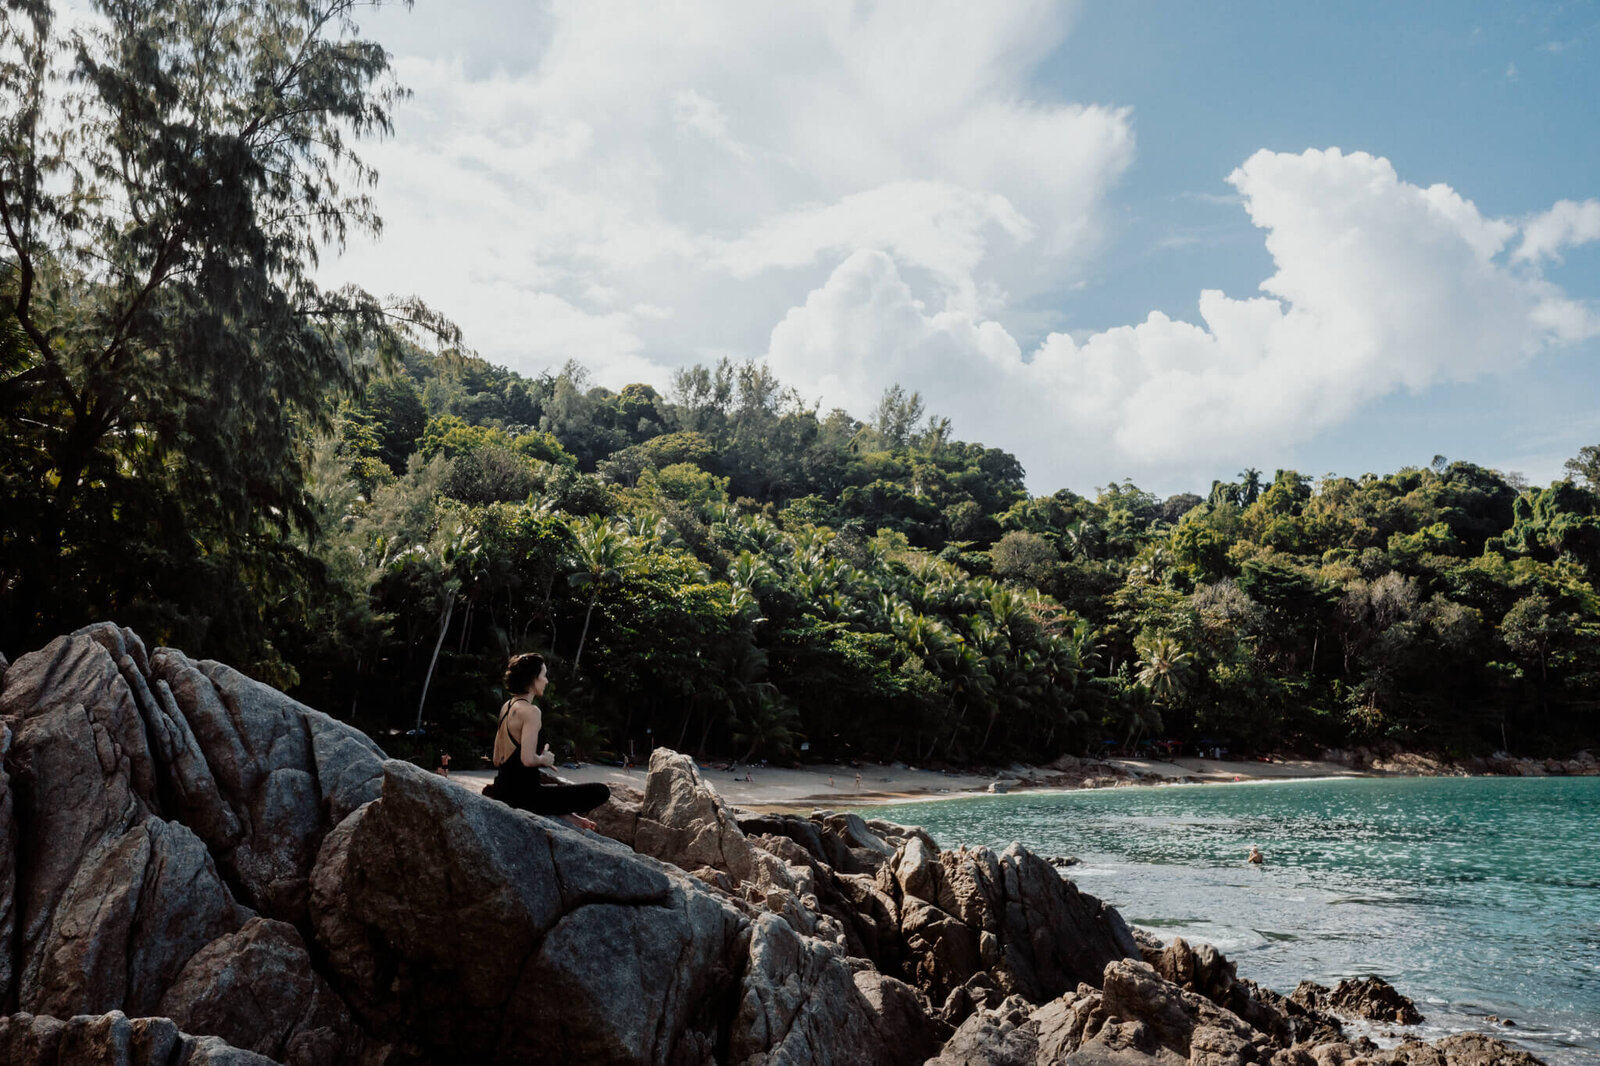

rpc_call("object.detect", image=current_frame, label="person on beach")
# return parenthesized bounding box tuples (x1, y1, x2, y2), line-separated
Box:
(1247, 845, 1264, 865)
(487, 653, 610, 829)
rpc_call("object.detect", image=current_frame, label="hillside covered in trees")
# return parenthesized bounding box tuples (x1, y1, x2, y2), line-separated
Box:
(11, 339, 1600, 767)
(4, 0, 1597, 771)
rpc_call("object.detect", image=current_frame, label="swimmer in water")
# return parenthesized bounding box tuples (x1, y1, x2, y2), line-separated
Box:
(1247, 845, 1264, 865)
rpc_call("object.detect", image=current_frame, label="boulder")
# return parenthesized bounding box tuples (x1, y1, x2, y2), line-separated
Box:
(0, 1011, 276, 1065)
(1292, 976, 1423, 1025)
(0, 625, 387, 1049)
(158, 917, 370, 1065)
(0, 628, 247, 1017)
(311, 758, 750, 1063)
(1143, 935, 1340, 1046)
(888, 838, 1139, 1003)
(1098, 959, 1266, 1062)
(634, 748, 760, 881)
(728, 912, 942, 1066)
(1373, 1032, 1545, 1065)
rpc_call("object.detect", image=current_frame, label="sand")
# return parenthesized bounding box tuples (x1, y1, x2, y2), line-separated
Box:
(447, 753, 1361, 812)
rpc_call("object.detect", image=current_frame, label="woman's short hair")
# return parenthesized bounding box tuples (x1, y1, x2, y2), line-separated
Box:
(504, 652, 547, 694)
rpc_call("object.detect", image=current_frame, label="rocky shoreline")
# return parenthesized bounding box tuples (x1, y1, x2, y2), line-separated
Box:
(0, 625, 1554, 1064)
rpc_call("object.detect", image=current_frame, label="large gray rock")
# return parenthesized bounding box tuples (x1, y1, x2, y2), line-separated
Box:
(0, 624, 385, 1048)
(0, 1011, 277, 1065)
(159, 917, 369, 1065)
(728, 912, 943, 1066)
(0, 628, 246, 1017)
(0, 720, 16, 1006)
(634, 747, 761, 881)
(1142, 935, 1339, 1047)
(311, 758, 750, 1064)
(888, 837, 1139, 1004)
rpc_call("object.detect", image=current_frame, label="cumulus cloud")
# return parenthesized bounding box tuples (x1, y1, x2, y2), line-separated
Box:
(1515, 199, 1600, 264)
(766, 149, 1599, 488)
(322, 6, 1597, 494)
(327, 0, 1132, 389)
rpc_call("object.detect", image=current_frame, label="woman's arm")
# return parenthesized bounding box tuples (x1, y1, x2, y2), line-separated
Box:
(518, 704, 556, 769)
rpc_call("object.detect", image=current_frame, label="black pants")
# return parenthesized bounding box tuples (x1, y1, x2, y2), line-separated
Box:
(488, 763, 610, 815)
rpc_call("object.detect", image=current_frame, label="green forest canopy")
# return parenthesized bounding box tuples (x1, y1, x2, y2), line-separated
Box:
(4, 0, 1597, 768)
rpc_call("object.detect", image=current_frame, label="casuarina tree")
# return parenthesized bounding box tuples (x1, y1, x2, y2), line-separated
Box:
(0, 0, 453, 659)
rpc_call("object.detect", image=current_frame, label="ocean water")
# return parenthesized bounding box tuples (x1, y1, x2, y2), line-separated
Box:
(865, 776, 1600, 1065)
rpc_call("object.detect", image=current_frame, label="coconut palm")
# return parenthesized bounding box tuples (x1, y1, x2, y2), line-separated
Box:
(566, 515, 635, 674)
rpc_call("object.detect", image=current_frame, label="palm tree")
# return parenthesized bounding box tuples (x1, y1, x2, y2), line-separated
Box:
(731, 690, 803, 762)
(1136, 633, 1193, 705)
(1133, 632, 1193, 749)
(1239, 468, 1263, 506)
(566, 515, 635, 674)
(413, 517, 480, 733)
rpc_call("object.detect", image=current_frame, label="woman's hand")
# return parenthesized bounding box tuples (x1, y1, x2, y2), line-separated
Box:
(540, 743, 556, 768)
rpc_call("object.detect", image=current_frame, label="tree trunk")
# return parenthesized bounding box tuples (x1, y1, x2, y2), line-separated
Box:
(978, 707, 999, 755)
(573, 594, 598, 674)
(416, 594, 455, 732)
(944, 699, 968, 758)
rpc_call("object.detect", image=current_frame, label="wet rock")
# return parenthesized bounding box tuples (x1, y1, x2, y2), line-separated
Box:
(1373, 1032, 1545, 1065)
(1292, 976, 1423, 1025)
(1144, 935, 1341, 1046)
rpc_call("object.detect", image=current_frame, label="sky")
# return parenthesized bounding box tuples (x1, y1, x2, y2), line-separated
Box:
(325, 0, 1600, 497)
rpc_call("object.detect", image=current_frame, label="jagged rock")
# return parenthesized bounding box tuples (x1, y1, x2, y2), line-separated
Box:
(1, 628, 247, 1017)
(1292, 976, 1423, 1025)
(1372, 1032, 1545, 1065)
(1, 720, 16, 1004)
(925, 994, 1040, 1066)
(0, 1011, 277, 1065)
(1099, 959, 1267, 1062)
(888, 837, 1139, 1004)
(635, 748, 760, 880)
(158, 917, 369, 1065)
(311, 758, 754, 1063)
(729, 912, 942, 1066)
(1143, 935, 1340, 1046)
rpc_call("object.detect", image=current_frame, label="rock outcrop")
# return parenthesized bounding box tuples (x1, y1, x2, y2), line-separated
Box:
(0, 625, 1553, 1065)
(1291, 977, 1424, 1026)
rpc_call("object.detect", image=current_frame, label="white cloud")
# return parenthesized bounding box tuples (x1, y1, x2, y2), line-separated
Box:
(324, 0, 1133, 387)
(1515, 199, 1600, 264)
(765, 149, 1599, 489)
(320, 7, 1598, 495)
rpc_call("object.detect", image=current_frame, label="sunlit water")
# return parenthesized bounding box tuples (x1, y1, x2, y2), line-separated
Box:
(865, 776, 1600, 1064)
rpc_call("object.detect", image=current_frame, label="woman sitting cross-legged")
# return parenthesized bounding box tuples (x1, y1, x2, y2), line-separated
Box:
(487, 652, 610, 830)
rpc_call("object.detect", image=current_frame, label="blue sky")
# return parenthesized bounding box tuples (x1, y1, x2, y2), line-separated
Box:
(332, 1, 1600, 496)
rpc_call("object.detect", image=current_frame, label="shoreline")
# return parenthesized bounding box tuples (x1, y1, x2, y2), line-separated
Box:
(449, 747, 1596, 811)
(448, 752, 1383, 812)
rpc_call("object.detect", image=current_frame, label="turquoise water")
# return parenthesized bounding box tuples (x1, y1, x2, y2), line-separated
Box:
(866, 776, 1600, 1064)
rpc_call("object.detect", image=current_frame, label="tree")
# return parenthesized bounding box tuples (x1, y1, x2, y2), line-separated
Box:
(1564, 446, 1600, 491)
(873, 384, 925, 448)
(1, 0, 452, 654)
(567, 515, 635, 673)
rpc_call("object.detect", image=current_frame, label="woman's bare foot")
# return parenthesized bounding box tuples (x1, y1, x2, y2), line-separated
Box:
(560, 813, 597, 831)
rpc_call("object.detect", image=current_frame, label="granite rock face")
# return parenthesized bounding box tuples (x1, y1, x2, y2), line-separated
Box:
(0, 626, 1553, 1066)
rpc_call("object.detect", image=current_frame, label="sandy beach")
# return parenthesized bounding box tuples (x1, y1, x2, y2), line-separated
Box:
(449, 752, 1363, 811)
